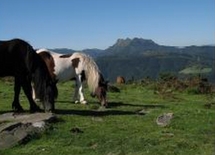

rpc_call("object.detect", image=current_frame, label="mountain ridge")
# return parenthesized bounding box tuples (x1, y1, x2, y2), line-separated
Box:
(50, 38, 215, 82)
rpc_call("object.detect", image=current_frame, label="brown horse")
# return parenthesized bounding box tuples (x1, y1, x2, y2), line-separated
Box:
(116, 76, 126, 84)
(0, 39, 57, 112)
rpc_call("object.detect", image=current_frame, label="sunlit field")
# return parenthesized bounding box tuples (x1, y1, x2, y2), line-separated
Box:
(0, 78, 214, 155)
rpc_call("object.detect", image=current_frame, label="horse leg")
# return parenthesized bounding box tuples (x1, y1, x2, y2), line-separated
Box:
(73, 80, 79, 103)
(77, 75, 87, 104)
(32, 83, 36, 100)
(20, 77, 42, 112)
(32, 83, 40, 102)
(12, 77, 24, 112)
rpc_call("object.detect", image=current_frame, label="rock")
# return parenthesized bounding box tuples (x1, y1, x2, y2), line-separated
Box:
(0, 122, 22, 133)
(0, 131, 20, 149)
(0, 112, 57, 150)
(32, 121, 46, 128)
(0, 124, 29, 149)
(156, 113, 174, 127)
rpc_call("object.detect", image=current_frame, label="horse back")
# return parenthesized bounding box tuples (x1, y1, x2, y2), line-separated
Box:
(0, 39, 34, 76)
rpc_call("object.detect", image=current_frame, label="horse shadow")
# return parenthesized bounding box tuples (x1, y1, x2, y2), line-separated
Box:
(55, 109, 136, 116)
(107, 101, 165, 109)
(54, 101, 166, 116)
(0, 101, 165, 116)
(0, 109, 135, 116)
(56, 100, 74, 104)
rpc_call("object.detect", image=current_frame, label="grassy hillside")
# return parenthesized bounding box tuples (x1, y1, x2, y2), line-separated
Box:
(0, 79, 214, 155)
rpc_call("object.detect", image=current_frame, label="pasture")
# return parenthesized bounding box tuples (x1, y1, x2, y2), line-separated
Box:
(0, 78, 214, 155)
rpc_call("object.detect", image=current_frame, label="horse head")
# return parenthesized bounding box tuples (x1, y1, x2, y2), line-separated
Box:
(33, 50, 58, 112)
(91, 73, 108, 107)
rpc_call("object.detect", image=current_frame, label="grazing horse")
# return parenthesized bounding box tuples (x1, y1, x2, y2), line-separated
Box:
(116, 76, 126, 84)
(35, 49, 108, 107)
(0, 39, 57, 112)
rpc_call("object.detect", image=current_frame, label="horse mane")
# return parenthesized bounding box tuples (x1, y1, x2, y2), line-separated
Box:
(34, 50, 58, 100)
(71, 52, 101, 94)
(32, 53, 58, 101)
(60, 54, 73, 58)
(21, 45, 58, 102)
(38, 51, 56, 81)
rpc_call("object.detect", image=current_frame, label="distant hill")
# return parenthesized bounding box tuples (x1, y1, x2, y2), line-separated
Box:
(83, 49, 106, 57)
(50, 48, 75, 54)
(49, 38, 215, 82)
(97, 38, 215, 82)
(48, 48, 106, 58)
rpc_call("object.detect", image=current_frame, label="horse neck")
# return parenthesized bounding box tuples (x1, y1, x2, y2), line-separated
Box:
(36, 49, 58, 81)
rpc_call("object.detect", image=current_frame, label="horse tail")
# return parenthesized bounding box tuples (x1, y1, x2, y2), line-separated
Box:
(72, 52, 100, 95)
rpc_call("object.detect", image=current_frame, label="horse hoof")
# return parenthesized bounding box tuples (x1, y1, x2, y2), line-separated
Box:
(30, 108, 43, 113)
(30, 105, 43, 113)
(80, 100, 87, 104)
(34, 98, 41, 102)
(45, 109, 54, 113)
(75, 100, 79, 104)
(13, 106, 24, 113)
(15, 108, 24, 113)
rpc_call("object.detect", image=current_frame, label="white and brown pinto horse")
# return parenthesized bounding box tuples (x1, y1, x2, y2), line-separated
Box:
(34, 49, 108, 107)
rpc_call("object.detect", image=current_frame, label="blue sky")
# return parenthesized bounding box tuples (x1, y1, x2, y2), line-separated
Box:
(1, 0, 214, 50)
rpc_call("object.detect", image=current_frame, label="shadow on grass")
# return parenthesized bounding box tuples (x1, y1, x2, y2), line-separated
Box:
(55, 101, 166, 109)
(108, 101, 166, 109)
(0, 102, 165, 116)
(54, 101, 166, 116)
(56, 100, 74, 104)
(55, 109, 136, 116)
(0, 109, 136, 117)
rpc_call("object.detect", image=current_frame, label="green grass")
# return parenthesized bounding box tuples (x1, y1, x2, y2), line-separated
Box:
(0, 80, 214, 155)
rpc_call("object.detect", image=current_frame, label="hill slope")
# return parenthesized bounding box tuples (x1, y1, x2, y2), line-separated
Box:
(49, 38, 215, 82)
(97, 38, 214, 82)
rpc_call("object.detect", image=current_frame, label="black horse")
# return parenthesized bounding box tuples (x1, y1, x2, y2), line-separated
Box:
(0, 38, 57, 112)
